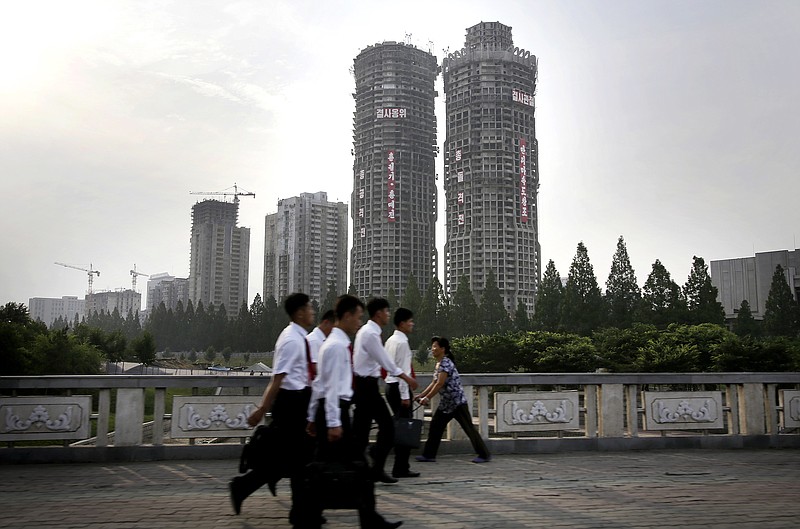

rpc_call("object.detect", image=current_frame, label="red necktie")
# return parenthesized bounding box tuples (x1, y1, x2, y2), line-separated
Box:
(305, 339, 316, 384)
(349, 343, 355, 389)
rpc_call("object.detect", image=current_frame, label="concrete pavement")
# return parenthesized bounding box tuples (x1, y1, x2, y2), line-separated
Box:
(1, 449, 798, 528)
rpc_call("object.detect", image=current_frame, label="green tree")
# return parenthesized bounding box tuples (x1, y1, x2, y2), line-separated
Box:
(222, 346, 233, 364)
(204, 346, 217, 363)
(640, 259, 685, 327)
(763, 264, 798, 337)
(131, 331, 156, 365)
(386, 287, 399, 315)
(532, 260, 563, 331)
(451, 275, 480, 338)
(513, 299, 530, 332)
(605, 236, 641, 328)
(734, 299, 760, 337)
(479, 269, 511, 334)
(683, 256, 725, 325)
(321, 280, 338, 316)
(401, 273, 423, 316)
(561, 242, 604, 335)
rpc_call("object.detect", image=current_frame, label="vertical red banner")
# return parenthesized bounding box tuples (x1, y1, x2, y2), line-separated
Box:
(387, 150, 396, 222)
(519, 139, 528, 223)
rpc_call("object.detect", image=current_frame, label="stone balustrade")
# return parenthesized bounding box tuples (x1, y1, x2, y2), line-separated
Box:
(1, 373, 798, 463)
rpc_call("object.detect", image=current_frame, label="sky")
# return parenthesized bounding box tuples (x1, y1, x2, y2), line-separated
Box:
(1, 0, 799, 311)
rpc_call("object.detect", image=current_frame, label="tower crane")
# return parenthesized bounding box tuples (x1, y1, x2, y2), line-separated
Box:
(130, 264, 149, 292)
(54, 262, 100, 295)
(189, 183, 255, 204)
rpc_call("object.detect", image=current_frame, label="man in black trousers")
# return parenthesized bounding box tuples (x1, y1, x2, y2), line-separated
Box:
(305, 295, 402, 529)
(230, 292, 316, 526)
(352, 298, 418, 483)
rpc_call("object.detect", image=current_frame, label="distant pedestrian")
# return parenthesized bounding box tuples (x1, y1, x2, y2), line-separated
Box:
(414, 336, 490, 463)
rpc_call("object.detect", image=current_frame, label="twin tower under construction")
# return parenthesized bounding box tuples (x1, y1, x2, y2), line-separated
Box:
(351, 21, 540, 315)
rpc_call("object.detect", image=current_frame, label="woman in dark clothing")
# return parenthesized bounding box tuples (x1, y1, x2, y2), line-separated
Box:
(414, 337, 490, 463)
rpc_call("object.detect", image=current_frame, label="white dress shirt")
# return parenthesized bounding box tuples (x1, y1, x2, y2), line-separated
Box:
(384, 330, 413, 400)
(305, 326, 326, 363)
(272, 322, 311, 390)
(352, 320, 403, 378)
(307, 327, 354, 427)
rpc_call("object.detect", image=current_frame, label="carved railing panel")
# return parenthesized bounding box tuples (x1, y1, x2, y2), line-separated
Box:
(170, 396, 261, 439)
(643, 391, 724, 430)
(495, 391, 580, 432)
(782, 390, 800, 428)
(0, 396, 92, 441)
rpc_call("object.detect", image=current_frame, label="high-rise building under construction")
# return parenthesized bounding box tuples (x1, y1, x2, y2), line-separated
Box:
(350, 42, 439, 300)
(188, 200, 250, 315)
(443, 22, 540, 314)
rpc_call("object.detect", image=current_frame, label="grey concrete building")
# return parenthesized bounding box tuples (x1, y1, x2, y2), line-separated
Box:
(710, 249, 799, 320)
(146, 273, 189, 311)
(86, 289, 142, 317)
(263, 192, 348, 305)
(28, 296, 85, 327)
(188, 200, 250, 316)
(443, 22, 541, 314)
(350, 41, 439, 300)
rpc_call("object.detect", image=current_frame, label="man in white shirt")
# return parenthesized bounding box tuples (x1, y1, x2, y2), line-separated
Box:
(384, 308, 418, 478)
(231, 293, 315, 526)
(352, 298, 418, 484)
(305, 295, 402, 529)
(305, 309, 335, 378)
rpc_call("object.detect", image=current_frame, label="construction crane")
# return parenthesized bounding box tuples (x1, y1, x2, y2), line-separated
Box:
(54, 262, 100, 295)
(130, 264, 149, 292)
(189, 183, 255, 204)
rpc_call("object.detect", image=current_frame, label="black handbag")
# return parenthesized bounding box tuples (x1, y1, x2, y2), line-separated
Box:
(393, 409, 423, 449)
(239, 423, 287, 476)
(302, 460, 372, 510)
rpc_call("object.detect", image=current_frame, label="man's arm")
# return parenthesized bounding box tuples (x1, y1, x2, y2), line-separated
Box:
(247, 373, 285, 426)
(368, 332, 418, 390)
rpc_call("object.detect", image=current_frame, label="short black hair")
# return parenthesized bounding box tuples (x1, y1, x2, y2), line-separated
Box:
(335, 295, 364, 321)
(320, 309, 336, 322)
(394, 307, 413, 326)
(366, 297, 390, 317)
(284, 293, 310, 317)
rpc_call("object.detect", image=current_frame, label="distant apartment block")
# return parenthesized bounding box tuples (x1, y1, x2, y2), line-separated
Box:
(350, 41, 439, 300)
(264, 192, 348, 304)
(146, 273, 190, 311)
(28, 296, 85, 327)
(86, 289, 142, 318)
(188, 200, 250, 315)
(710, 249, 799, 320)
(443, 22, 541, 314)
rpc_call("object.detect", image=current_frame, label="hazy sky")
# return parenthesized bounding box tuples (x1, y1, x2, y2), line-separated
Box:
(2, 0, 798, 310)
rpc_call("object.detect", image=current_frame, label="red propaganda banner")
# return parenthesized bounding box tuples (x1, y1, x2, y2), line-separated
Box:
(387, 150, 396, 222)
(519, 139, 528, 223)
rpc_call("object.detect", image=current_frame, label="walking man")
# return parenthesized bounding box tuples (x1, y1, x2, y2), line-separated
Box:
(230, 293, 315, 525)
(352, 298, 418, 483)
(305, 295, 402, 529)
(306, 309, 335, 378)
(384, 307, 419, 478)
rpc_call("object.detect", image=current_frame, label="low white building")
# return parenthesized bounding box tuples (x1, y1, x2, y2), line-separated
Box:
(28, 296, 85, 327)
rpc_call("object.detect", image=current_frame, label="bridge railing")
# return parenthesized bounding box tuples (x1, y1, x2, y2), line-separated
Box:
(1, 373, 799, 462)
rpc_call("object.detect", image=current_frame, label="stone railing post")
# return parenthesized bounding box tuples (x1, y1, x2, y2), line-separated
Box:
(599, 384, 625, 437)
(738, 383, 766, 435)
(114, 388, 145, 446)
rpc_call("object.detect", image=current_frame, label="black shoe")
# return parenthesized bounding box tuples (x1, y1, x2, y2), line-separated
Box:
(229, 479, 245, 515)
(267, 477, 277, 497)
(372, 470, 398, 484)
(391, 470, 420, 478)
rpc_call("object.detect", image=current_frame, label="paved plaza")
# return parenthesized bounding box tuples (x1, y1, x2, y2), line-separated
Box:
(1, 449, 798, 528)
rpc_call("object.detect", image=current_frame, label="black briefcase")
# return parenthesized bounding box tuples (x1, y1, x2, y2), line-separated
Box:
(393, 416, 423, 449)
(303, 461, 372, 510)
(239, 423, 286, 475)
